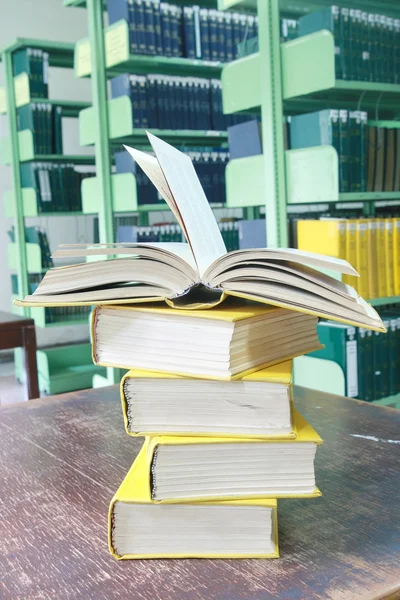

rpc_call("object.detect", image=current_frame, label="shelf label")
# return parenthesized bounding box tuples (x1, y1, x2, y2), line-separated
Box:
(14, 73, 30, 108)
(0, 87, 6, 114)
(106, 21, 129, 68)
(75, 38, 92, 78)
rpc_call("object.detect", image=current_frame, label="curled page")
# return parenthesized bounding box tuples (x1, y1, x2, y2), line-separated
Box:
(126, 134, 227, 277)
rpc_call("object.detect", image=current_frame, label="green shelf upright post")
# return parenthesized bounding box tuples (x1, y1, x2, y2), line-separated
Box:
(87, 0, 114, 244)
(3, 49, 29, 315)
(258, 0, 288, 248)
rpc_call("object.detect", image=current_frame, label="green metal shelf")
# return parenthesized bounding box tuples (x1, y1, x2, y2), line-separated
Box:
(223, 32, 400, 117)
(1, 129, 95, 164)
(80, 96, 227, 146)
(75, 21, 223, 78)
(219, 0, 400, 17)
(8, 243, 44, 274)
(368, 296, 400, 307)
(1, 38, 75, 69)
(4, 188, 85, 218)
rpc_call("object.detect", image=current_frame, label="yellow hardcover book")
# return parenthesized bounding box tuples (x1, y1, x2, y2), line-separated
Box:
(376, 219, 387, 297)
(393, 218, 400, 295)
(355, 219, 369, 298)
(344, 219, 357, 288)
(91, 302, 324, 380)
(120, 361, 297, 439)
(366, 219, 378, 299)
(108, 457, 279, 560)
(296, 219, 346, 258)
(14, 133, 385, 334)
(128, 409, 322, 504)
(384, 219, 395, 297)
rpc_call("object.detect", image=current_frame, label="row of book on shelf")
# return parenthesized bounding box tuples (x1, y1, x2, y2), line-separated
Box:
(13, 48, 48, 98)
(19, 162, 93, 213)
(229, 111, 400, 194)
(111, 74, 245, 131)
(116, 218, 266, 252)
(298, 6, 400, 84)
(108, 0, 258, 62)
(311, 310, 400, 402)
(114, 147, 228, 205)
(17, 103, 64, 155)
(297, 217, 400, 299)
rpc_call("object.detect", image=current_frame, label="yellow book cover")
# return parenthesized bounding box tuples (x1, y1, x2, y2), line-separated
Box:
(384, 220, 394, 297)
(393, 218, 400, 295)
(366, 219, 378, 299)
(355, 219, 369, 298)
(120, 361, 297, 439)
(127, 410, 322, 504)
(344, 220, 357, 287)
(297, 219, 346, 258)
(376, 219, 387, 297)
(108, 457, 279, 560)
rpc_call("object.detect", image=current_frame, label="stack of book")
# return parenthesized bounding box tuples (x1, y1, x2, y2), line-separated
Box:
(13, 48, 49, 98)
(17, 133, 385, 559)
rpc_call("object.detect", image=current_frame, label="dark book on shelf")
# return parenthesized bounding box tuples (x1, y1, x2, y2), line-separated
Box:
(374, 127, 385, 192)
(298, 6, 343, 79)
(384, 128, 396, 192)
(366, 125, 377, 192)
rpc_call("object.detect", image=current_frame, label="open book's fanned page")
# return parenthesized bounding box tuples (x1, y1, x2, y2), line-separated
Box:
(145, 133, 227, 276)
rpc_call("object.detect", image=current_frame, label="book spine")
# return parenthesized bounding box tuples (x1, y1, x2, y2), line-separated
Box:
(388, 317, 397, 396)
(356, 327, 366, 400)
(384, 219, 394, 297)
(339, 110, 349, 193)
(339, 7, 349, 80)
(209, 9, 218, 62)
(161, 2, 172, 57)
(193, 5, 201, 59)
(394, 20, 400, 83)
(199, 9, 211, 61)
(349, 110, 362, 193)
(183, 7, 195, 59)
(136, 0, 146, 55)
(360, 110, 368, 191)
(152, 0, 163, 55)
(130, 75, 141, 129)
(144, 0, 156, 55)
(138, 76, 148, 129)
(361, 11, 370, 81)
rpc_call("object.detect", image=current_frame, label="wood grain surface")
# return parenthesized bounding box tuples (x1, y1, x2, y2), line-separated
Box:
(0, 385, 399, 600)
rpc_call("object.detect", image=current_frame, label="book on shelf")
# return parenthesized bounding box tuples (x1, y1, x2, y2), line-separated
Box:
(91, 302, 321, 378)
(16, 131, 384, 333)
(120, 361, 295, 438)
(109, 453, 278, 560)
(12, 48, 48, 98)
(107, 0, 257, 61)
(298, 6, 400, 84)
(119, 409, 321, 503)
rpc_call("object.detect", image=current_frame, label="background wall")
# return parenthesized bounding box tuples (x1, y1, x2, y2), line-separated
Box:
(0, 0, 95, 345)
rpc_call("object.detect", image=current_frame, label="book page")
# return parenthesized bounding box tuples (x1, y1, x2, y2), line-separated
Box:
(123, 146, 184, 229)
(147, 132, 227, 277)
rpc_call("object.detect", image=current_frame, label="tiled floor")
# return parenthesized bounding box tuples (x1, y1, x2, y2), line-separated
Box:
(0, 359, 29, 406)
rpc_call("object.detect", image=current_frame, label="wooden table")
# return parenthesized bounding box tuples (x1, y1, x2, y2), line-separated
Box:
(0, 386, 399, 600)
(0, 310, 39, 400)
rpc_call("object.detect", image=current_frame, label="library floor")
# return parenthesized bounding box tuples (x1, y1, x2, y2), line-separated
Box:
(0, 357, 26, 406)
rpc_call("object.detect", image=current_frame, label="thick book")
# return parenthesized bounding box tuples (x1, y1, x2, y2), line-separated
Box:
(109, 454, 279, 560)
(129, 409, 321, 503)
(15, 132, 385, 333)
(120, 361, 296, 438)
(91, 302, 321, 378)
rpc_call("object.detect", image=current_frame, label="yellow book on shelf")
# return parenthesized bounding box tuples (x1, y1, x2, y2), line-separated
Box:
(344, 219, 357, 288)
(376, 219, 387, 297)
(366, 219, 378, 300)
(120, 361, 298, 439)
(384, 219, 395, 297)
(355, 219, 369, 298)
(123, 409, 322, 505)
(393, 218, 400, 296)
(296, 219, 346, 258)
(108, 457, 279, 560)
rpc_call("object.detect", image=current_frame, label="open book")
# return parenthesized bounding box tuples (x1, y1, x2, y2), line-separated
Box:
(16, 132, 385, 332)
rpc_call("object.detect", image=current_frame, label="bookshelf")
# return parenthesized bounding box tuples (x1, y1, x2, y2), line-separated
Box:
(0, 37, 103, 393)
(220, 0, 400, 408)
